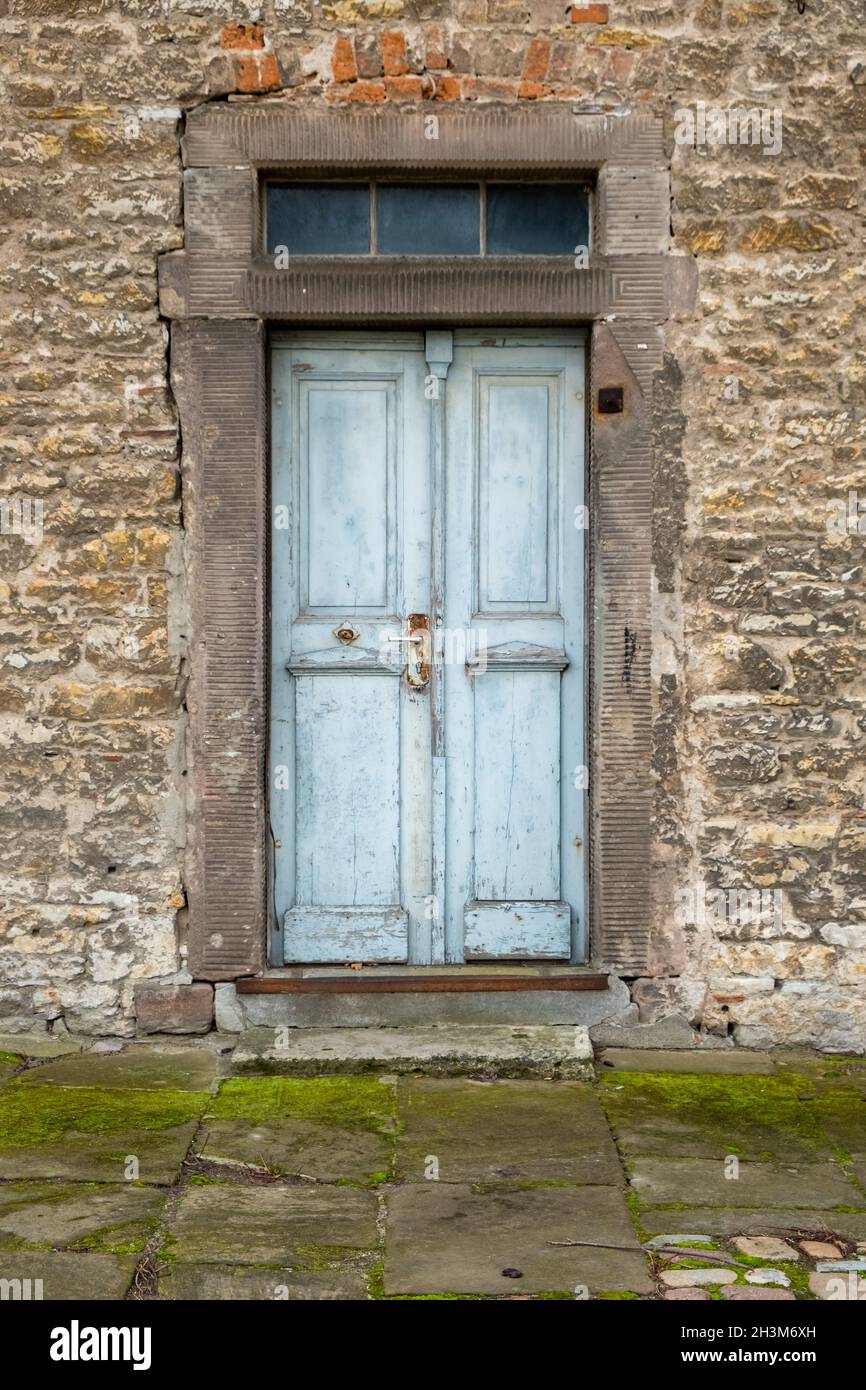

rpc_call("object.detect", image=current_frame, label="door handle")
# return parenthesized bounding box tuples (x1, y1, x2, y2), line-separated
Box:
(389, 614, 430, 690)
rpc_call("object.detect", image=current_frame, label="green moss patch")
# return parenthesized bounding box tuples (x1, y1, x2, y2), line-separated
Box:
(0, 1082, 207, 1151)
(209, 1076, 395, 1134)
(600, 1070, 835, 1158)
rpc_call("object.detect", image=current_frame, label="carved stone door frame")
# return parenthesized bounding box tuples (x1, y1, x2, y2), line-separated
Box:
(159, 103, 688, 981)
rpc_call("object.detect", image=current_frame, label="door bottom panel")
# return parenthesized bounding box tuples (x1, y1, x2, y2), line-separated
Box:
(463, 900, 571, 960)
(283, 907, 408, 963)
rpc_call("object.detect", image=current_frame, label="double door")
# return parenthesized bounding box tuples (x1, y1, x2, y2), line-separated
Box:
(270, 330, 586, 964)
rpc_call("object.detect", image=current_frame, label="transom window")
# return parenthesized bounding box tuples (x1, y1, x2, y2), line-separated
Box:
(265, 181, 591, 257)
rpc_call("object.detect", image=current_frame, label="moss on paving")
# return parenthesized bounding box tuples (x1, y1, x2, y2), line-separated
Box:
(208, 1076, 395, 1134)
(0, 1181, 160, 1255)
(291, 1244, 364, 1273)
(668, 1257, 726, 1270)
(599, 1069, 845, 1158)
(72, 1223, 159, 1256)
(625, 1190, 651, 1243)
(0, 1081, 207, 1151)
(1, 1063, 859, 1300)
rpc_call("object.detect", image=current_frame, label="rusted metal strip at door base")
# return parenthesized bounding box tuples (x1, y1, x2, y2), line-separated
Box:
(236, 973, 609, 995)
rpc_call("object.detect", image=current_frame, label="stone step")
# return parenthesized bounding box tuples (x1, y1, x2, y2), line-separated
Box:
(229, 1024, 594, 1079)
(217, 974, 631, 1031)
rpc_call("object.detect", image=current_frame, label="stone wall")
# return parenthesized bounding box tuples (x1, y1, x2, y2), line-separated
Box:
(0, 0, 864, 1048)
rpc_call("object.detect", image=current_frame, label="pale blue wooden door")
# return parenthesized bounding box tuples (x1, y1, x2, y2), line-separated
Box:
(270, 335, 432, 964)
(270, 330, 586, 965)
(443, 332, 586, 962)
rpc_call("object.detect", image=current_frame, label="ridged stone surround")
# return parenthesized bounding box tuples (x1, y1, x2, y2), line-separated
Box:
(158, 102, 688, 980)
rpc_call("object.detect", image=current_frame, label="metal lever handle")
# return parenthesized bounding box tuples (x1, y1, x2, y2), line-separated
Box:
(400, 614, 430, 690)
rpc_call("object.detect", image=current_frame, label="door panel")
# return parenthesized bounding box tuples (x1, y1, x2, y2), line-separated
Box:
(293, 674, 401, 906)
(478, 377, 558, 611)
(302, 385, 392, 610)
(473, 669, 561, 900)
(270, 331, 586, 966)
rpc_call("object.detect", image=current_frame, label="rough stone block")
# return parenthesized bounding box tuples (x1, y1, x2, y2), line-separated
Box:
(134, 984, 213, 1036)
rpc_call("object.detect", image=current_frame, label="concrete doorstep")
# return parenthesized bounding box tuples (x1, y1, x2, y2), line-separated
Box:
(230, 1024, 594, 1078)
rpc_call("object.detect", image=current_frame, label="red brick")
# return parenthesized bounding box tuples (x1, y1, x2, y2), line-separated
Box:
(522, 38, 550, 83)
(518, 80, 546, 99)
(234, 53, 281, 93)
(433, 75, 461, 100)
(426, 27, 447, 71)
(385, 75, 424, 100)
(221, 23, 264, 50)
(328, 80, 386, 103)
(332, 36, 357, 84)
(134, 983, 213, 1035)
(569, 3, 609, 21)
(382, 31, 408, 76)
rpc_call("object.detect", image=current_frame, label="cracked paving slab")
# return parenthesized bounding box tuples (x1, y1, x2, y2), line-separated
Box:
(199, 1076, 396, 1184)
(0, 1181, 166, 1254)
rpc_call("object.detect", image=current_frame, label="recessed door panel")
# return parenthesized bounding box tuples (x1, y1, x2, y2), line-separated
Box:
(473, 669, 561, 901)
(294, 674, 400, 907)
(479, 378, 557, 610)
(301, 384, 392, 612)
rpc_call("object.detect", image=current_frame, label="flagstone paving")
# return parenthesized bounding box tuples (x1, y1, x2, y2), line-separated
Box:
(394, 1076, 621, 1185)
(0, 1042, 864, 1300)
(385, 1183, 649, 1296)
(0, 1181, 165, 1253)
(0, 1251, 139, 1301)
(16, 1048, 220, 1094)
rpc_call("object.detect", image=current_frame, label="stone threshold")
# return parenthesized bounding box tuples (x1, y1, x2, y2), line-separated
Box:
(237, 966, 609, 994)
(231, 1024, 594, 1078)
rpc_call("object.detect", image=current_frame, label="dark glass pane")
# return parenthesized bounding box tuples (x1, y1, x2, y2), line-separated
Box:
(486, 183, 589, 255)
(266, 183, 370, 255)
(377, 184, 480, 255)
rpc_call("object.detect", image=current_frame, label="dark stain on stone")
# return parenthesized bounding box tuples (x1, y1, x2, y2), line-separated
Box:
(622, 626, 638, 686)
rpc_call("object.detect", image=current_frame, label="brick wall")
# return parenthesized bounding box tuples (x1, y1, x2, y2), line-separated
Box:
(0, 0, 864, 1047)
